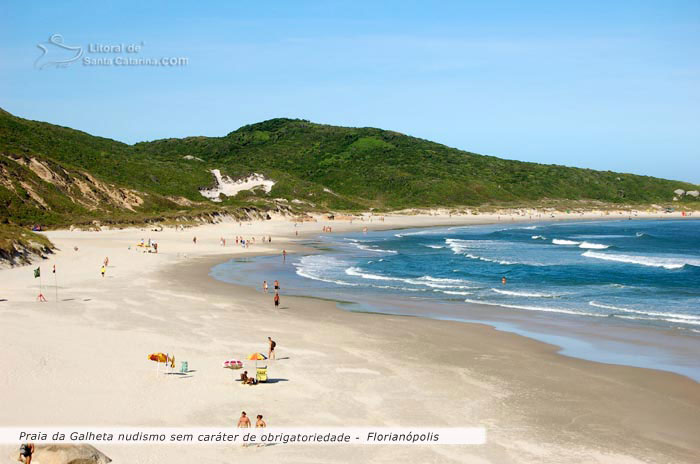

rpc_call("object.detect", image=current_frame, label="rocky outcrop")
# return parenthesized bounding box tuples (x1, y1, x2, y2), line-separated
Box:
(17, 444, 111, 464)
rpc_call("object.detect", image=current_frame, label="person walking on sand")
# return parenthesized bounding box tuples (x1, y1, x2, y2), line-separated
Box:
(193, 236, 197, 245)
(263, 280, 268, 293)
(101, 265, 106, 277)
(268, 337, 276, 360)
(104, 256, 109, 267)
(274, 291, 280, 308)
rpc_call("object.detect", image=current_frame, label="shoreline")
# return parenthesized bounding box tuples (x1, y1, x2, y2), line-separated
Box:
(2, 213, 700, 463)
(211, 221, 700, 382)
(170, 252, 700, 462)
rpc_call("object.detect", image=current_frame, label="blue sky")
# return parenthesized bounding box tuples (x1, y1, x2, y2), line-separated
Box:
(2, 1, 699, 183)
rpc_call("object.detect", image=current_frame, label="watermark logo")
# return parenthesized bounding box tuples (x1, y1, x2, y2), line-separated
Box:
(35, 34, 188, 69)
(35, 34, 83, 69)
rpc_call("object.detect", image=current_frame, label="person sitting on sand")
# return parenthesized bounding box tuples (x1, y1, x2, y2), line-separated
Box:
(240, 371, 256, 385)
(18, 442, 34, 463)
(238, 411, 251, 428)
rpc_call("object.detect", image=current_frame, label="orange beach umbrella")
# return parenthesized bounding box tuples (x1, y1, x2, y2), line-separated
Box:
(148, 352, 168, 363)
(247, 353, 267, 361)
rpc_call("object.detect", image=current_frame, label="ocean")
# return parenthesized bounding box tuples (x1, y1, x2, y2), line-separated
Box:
(211, 219, 700, 379)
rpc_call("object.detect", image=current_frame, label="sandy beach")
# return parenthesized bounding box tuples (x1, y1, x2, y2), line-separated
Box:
(2, 212, 699, 464)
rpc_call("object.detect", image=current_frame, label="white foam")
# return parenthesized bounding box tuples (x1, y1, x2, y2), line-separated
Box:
(492, 288, 557, 298)
(582, 251, 699, 270)
(424, 244, 444, 249)
(345, 267, 394, 281)
(345, 268, 475, 289)
(578, 242, 609, 249)
(351, 243, 398, 254)
(464, 299, 604, 317)
(294, 256, 358, 286)
(589, 301, 700, 323)
(465, 254, 518, 265)
(552, 239, 580, 245)
(441, 290, 474, 296)
(531, 235, 547, 240)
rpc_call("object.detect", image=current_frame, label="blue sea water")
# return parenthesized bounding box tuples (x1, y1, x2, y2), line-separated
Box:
(211, 219, 700, 379)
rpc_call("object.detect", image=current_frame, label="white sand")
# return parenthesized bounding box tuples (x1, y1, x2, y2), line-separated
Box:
(2, 211, 699, 463)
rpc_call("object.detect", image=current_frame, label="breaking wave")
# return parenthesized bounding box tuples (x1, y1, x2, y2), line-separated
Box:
(582, 251, 699, 270)
(492, 288, 558, 298)
(589, 301, 700, 325)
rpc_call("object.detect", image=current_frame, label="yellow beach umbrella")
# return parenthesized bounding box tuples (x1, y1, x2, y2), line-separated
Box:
(247, 353, 267, 361)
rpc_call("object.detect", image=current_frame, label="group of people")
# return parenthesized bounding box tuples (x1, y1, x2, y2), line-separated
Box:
(139, 238, 158, 252)
(237, 411, 266, 428)
(239, 337, 277, 386)
(322, 226, 333, 232)
(262, 280, 281, 307)
(100, 256, 109, 277)
(194, 235, 274, 248)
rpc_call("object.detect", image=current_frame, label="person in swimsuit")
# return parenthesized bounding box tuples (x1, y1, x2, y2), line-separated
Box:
(256, 415, 266, 428)
(274, 280, 280, 291)
(274, 292, 280, 308)
(18, 443, 34, 463)
(263, 281, 268, 293)
(501, 276, 507, 285)
(101, 265, 106, 277)
(238, 411, 251, 427)
(268, 337, 276, 360)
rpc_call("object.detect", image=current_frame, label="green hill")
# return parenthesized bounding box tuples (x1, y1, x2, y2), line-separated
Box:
(1, 108, 698, 229)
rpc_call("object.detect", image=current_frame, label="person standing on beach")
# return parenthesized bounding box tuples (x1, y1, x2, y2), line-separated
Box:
(101, 265, 106, 277)
(193, 236, 197, 245)
(104, 256, 109, 267)
(274, 291, 280, 308)
(256, 415, 266, 428)
(282, 249, 287, 262)
(18, 442, 34, 463)
(268, 337, 276, 360)
(274, 280, 280, 291)
(238, 411, 251, 431)
(263, 280, 268, 293)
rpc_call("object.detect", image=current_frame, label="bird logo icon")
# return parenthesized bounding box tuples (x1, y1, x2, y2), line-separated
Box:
(35, 34, 83, 69)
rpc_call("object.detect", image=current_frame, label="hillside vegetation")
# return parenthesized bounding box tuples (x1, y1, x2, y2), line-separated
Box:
(1, 108, 698, 230)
